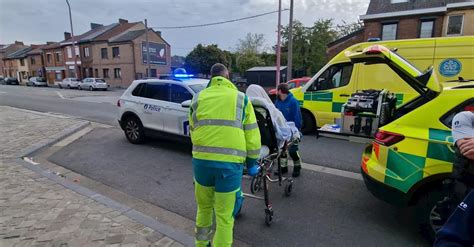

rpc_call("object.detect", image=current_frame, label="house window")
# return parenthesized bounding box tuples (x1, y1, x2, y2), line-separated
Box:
(67, 47, 72, 58)
(419, 20, 434, 38)
(94, 68, 98, 77)
(381, 23, 398, 40)
(114, 68, 121, 78)
(47, 53, 52, 63)
(84, 47, 90, 57)
(103, 68, 109, 78)
(390, 0, 408, 3)
(30, 57, 36, 65)
(447, 15, 464, 35)
(101, 48, 108, 59)
(20, 59, 25, 66)
(55, 52, 61, 63)
(112, 47, 120, 58)
(75, 47, 80, 58)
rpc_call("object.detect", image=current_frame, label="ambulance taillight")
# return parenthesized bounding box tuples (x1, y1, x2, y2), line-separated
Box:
(374, 130, 404, 146)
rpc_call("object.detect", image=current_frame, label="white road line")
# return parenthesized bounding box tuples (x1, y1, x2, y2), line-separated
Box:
(56, 91, 65, 99)
(243, 161, 363, 181)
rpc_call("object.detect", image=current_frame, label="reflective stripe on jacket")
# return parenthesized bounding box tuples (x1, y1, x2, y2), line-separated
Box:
(189, 76, 261, 167)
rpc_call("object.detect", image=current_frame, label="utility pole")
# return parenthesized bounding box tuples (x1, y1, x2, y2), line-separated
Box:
(275, 0, 282, 88)
(287, 0, 294, 81)
(145, 19, 151, 78)
(66, 0, 78, 79)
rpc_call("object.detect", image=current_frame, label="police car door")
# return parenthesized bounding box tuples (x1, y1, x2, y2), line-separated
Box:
(139, 82, 168, 131)
(161, 84, 193, 136)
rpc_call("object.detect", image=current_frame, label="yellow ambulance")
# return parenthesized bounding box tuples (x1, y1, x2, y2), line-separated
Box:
(292, 36, 474, 134)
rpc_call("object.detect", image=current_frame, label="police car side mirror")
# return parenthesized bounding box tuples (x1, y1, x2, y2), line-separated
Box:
(181, 100, 191, 108)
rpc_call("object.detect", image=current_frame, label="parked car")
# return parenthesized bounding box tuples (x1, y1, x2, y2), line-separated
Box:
(59, 78, 80, 89)
(78, 78, 109, 91)
(2, 77, 20, 85)
(268, 77, 311, 101)
(26, 77, 48, 87)
(0, 77, 4, 84)
(117, 77, 208, 144)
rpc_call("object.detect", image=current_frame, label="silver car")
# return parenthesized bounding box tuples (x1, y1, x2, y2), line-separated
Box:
(59, 78, 80, 89)
(78, 78, 109, 91)
(27, 77, 48, 87)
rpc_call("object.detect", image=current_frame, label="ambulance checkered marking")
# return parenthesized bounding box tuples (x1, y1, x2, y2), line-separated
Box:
(427, 129, 454, 162)
(395, 93, 404, 106)
(304, 91, 333, 102)
(303, 91, 344, 113)
(385, 150, 425, 192)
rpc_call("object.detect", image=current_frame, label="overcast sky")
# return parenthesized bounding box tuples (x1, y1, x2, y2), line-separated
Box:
(0, 0, 369, 56)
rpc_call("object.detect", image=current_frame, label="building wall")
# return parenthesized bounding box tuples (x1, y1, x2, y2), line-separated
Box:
(3, 59, 19, 78)
(363, 15, 444, 41)
(90, 42, 135, 87)
(132, 31, 171, 79)
(27, 54, 45, 78)
(17, 57, 30, 83)
(63, 45, 82, 78)
(442, 9, 474, 36)
(43, 47, 66, 84)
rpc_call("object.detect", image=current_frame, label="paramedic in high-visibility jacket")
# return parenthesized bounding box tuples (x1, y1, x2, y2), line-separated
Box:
(189, 63, 261, 247)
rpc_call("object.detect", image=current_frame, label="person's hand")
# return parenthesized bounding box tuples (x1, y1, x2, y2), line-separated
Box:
(457, 138, 474, 160)
(247, 165, 260, 177)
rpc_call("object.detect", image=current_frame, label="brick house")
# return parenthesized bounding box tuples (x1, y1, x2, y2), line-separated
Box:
(25, 45, 47, 78)
(0, 41, 27, 77)
(3, 46, 34, 84)
(42, 42, 66, 84)
(327, 0, 474, 59)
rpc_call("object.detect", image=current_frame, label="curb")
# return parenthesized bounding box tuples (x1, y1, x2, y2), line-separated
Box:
(15, 158, 194, 246)
(19, 121, 91, 158)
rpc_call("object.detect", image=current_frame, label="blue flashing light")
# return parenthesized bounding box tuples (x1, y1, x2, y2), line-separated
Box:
(174, 74, 195, 78)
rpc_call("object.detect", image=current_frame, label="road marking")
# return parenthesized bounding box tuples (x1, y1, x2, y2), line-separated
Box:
(56, 91, 65, 99)
(243, 161, 363, 181)
(53, 126, 93, 147)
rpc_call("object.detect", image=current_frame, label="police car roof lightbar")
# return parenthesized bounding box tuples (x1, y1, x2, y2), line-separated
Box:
(174, 74, 195, 78)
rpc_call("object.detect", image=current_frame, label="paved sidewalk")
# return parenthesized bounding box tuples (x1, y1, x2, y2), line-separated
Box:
(0, 106, 189, 246)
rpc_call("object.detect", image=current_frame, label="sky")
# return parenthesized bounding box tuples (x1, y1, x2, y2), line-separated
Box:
(0, 0, 369, 56)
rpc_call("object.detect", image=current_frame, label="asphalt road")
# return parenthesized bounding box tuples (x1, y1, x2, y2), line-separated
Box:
(0, 85, 426, 246)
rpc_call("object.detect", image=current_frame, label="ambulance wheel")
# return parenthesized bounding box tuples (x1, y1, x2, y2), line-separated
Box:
(251, 175, 262, 194)
(301, 110, 315, 135)
(415, 187, 447, 242)
(284, 182, 293, 197)
(265, 211, 273, 226)
(124, 116, 146, 144)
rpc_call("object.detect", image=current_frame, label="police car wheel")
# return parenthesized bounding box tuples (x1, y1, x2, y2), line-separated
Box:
(415, 187, 447, 242)
(124, 116, 145, 144)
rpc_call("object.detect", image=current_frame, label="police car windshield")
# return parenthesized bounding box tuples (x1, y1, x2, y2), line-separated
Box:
(189, 84, 206, 93)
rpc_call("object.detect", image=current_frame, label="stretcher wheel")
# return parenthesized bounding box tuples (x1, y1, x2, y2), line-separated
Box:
(250, 175, 262, 194)
(284, 182, 293, 197)
(265, 210, 273, 226)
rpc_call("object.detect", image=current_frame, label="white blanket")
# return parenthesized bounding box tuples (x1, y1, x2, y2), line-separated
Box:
(246, 85, 300, 148)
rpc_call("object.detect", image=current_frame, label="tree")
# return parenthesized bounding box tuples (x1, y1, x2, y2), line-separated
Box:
(335, 20, 364, 38)
(184, 44, 228, 77)
(236, 33, 267, 54)
(236, 53, 265, 75)
(281, 19, 338, 76)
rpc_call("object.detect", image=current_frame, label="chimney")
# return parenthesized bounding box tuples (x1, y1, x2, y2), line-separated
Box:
(14, 41, 24, 45)
(90, 23, 103, 29)
(119, 18, 128, 24)
(64, 32, 72, 40)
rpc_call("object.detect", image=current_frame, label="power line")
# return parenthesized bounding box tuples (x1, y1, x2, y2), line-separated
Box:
(151, 9, 289, 29)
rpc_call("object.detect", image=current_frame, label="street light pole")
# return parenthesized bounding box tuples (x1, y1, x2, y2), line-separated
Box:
(287, 0, 294, 81)
(275, 0, 282, 88)
(145, 19, 151, 78)
(66, 0, 78, 79)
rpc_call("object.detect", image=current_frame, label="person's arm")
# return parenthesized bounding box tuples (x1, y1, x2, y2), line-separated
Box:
(243, 95, 261, 168)
(189, 94, 198, 135)
(292, 99, 303, 130)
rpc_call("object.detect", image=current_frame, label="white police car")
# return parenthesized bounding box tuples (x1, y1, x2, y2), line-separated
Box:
(117, 74, 208, 144)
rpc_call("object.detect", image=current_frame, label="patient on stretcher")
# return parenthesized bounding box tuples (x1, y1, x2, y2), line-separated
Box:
(246, 84, 300, 149)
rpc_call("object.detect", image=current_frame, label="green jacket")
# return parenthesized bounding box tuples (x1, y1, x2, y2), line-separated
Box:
(189, 76, 261, 168)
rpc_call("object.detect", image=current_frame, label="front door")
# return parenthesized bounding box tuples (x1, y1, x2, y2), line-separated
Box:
(139, 83, 168, 131)
(161, 84, 193, 135)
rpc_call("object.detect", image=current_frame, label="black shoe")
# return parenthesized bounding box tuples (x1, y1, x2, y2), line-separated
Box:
(274, 167, 288, 175)
(292, 166, 301, 177)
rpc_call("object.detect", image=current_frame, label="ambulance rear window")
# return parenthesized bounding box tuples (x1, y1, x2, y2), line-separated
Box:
(440, 98, 474, 128)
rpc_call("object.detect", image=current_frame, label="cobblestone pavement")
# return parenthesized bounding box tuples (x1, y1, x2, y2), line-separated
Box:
(0, 106, 186, 246)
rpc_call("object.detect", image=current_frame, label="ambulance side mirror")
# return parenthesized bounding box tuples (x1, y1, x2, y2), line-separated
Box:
(181, 100, 191, 108)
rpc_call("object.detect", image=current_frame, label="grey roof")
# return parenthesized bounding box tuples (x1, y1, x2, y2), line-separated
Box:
(78, 23, 119, 43)
(6, 47, 33, 59)
(366, 0, 472, 15)
(109, 29, 146, 43)
(247, 66, 287, 72)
